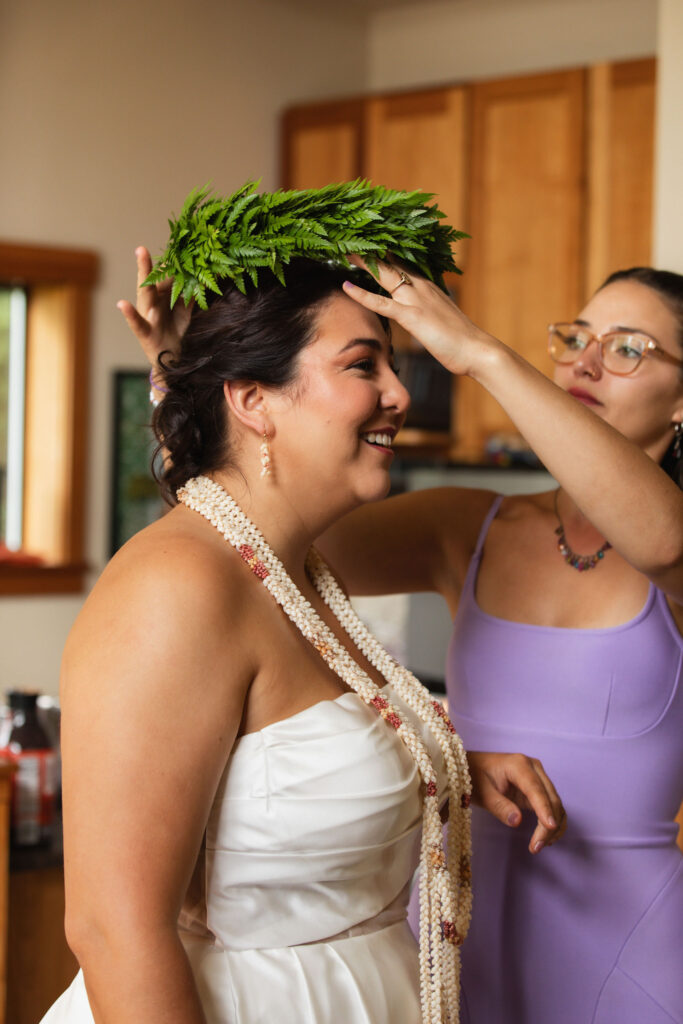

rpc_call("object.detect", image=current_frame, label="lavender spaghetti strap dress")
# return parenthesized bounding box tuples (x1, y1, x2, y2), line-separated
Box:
(413, 495, 683, 1023)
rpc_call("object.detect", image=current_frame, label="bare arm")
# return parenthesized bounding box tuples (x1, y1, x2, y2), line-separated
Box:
(318, 486, 495, 597)
(343, 265, 683, 603)
(61, 530, 253, 1022)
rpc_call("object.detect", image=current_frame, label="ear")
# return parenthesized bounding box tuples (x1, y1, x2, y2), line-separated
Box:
(223, 380, 271, 437)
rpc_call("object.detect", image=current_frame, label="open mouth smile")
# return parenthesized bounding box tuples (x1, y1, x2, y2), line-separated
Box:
(360, 431, 395, 450)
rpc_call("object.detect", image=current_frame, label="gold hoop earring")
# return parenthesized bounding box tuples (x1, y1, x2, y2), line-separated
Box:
(260, 432, 272, 478)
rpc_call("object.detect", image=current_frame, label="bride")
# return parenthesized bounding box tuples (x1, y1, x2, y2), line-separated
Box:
(42, 184, 565, 1024)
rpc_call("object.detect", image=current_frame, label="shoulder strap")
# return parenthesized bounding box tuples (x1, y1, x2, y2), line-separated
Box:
(459, 494, 504, 602)
(473, 494, 504, 558)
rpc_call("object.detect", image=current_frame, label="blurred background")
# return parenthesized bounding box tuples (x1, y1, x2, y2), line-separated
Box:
(5, 0, 683, 692)
(0, 1, 681, 1015)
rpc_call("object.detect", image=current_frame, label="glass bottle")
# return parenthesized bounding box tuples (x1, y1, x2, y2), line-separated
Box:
(0, 690, 57, 846)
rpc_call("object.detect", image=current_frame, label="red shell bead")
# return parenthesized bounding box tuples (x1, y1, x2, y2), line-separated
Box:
(461, 792, 471, 809)
(426, 780, 438, 797)
(371, 695, 389, 711)
(442, 921, 462, 945)
(252, 561, 269, 579)
(239, 544, 254, 562)
(385, 712, 402, 730)
(431, 700, 447, 719)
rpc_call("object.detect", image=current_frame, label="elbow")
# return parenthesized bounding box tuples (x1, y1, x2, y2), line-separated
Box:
(643, 540, 683, 601)
(651, 534, 683, 575)
(64, 902, 111, 965)
(65, 894, 179, 969)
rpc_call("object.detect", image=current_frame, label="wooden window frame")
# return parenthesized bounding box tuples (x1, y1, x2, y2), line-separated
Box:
(0, 242, 98, 596)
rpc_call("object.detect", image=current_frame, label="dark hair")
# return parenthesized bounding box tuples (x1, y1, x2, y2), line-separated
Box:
(598, 267, 683, 489)
(153, 259, 385, 502)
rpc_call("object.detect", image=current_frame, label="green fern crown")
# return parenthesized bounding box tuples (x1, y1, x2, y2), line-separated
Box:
(144, 179, 468, 309)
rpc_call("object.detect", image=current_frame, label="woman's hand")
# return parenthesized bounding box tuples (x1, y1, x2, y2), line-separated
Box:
(466, 750, 567, 854)
(342, 256, 500, 378)
(117, 246, 191, 387)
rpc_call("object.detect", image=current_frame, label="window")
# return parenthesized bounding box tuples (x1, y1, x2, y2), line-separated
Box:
(0, 243, 98, 595)
(1, 285, 28, 550)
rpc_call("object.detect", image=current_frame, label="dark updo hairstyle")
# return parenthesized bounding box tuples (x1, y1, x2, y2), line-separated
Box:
(153, 258, 385, 503)
(598, 267, 683, 489)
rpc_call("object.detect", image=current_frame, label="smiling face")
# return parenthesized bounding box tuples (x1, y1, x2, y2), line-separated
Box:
(267, 292, 410, 515)
(553, 279, 683, 461)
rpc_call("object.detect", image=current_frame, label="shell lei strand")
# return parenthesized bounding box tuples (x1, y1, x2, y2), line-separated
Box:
(178, 476, 473, 1024)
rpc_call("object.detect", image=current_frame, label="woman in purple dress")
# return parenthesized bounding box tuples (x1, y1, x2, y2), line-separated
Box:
(126, 259, 683, 1023)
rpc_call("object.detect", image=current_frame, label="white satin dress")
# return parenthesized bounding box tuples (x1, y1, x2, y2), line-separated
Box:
(41, 684, 446, 1023)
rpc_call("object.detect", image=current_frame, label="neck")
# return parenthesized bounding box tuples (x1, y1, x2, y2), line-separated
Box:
(209, 468, 354, 582)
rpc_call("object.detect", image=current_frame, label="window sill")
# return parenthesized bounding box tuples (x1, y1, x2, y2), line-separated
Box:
(0, 563, 88, 596)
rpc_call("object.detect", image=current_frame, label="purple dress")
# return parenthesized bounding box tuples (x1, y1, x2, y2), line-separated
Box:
(413, 495, 683, 1023)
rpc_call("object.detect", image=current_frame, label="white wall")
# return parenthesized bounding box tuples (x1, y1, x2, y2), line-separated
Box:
(653, 0, 683, 273)
(366, 0, 657, 90)
(0, 0, 368, 695)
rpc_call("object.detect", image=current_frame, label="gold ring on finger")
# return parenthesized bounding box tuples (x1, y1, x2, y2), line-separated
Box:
(390, 271, 413, 295)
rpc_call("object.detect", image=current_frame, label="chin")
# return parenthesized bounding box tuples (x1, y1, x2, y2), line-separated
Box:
(355, 473, 393, 506)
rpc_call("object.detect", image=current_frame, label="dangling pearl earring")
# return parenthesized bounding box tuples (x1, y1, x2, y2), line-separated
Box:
(260, 432, 272, 478)
(673, 422, 683, 460)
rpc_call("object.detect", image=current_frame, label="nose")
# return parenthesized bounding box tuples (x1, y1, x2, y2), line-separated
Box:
(381, 365, 411, 420)
(572, 339, 602, 380)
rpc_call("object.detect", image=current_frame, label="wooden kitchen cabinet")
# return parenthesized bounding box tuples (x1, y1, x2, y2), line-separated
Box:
(456, 68, 586, 457)
(281, 98, 365, 190)
(281, 58, 655, 461)
(7, 864, 78, 1023)
(364, 87, 470, 450)
(584, 57, 656, 296)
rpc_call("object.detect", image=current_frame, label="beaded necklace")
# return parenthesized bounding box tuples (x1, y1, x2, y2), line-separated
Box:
(178, 475, 472, 1024)
(553, 489, 612, 571)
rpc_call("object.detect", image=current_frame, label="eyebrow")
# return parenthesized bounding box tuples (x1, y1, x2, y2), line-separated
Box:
(573, 318, 648, 334)
(339, 337, 395, 356)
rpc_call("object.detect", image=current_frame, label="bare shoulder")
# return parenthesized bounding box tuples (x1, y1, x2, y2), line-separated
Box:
(493, 489, 555, 524)
(63, 504, 255, 696)
(84, 505, 244, 617)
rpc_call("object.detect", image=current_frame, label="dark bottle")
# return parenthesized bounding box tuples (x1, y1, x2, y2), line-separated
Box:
(0, 691, 57, 846)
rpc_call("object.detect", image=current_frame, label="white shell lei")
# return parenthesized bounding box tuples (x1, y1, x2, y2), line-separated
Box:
(178, 476, 473, 1024)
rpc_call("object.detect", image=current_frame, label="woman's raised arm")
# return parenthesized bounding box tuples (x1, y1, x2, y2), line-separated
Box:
(343, 262, 683, 603)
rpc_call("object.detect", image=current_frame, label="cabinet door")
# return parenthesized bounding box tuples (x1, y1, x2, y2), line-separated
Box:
(7, 866, 79, 1023)
(456, 70, 585, 459)
(364, 88, 469, 253)
(585, 58, 656, 297)
(364, 88, 469, 449)
(281, 99, 364, 189)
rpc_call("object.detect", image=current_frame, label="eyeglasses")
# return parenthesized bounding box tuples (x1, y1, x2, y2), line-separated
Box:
(547, 323, 683, 376)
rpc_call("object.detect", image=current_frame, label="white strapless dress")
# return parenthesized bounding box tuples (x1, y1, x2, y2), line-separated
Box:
(41, 684, 446, 1023)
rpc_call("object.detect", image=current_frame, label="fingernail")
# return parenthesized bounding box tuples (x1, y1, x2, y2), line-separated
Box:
(342, 280, 357, 290)
(507, 812, 519, 826)
(533, 841, 544, 853)
(546, 816, 557, 828)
